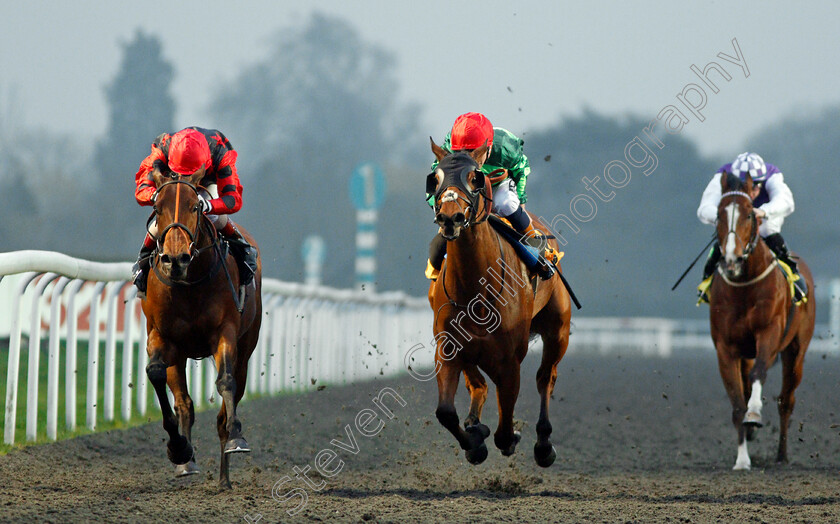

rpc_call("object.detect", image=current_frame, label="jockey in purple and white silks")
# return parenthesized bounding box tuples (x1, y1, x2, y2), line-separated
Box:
(696, 152, 804, 303)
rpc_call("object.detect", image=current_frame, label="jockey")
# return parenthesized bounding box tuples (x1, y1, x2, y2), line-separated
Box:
(132, 127, 257, 298)
(696, 151, 804, 303)
(425, 112, 554, 281)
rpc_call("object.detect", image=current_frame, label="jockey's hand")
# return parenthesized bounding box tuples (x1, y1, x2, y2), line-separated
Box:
(754, 208, 767, 219)
(198, 195, 213, 214)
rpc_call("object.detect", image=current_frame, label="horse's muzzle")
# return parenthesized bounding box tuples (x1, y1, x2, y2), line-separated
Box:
(160, 252, 192, 280)
(435, 212, 465, 241)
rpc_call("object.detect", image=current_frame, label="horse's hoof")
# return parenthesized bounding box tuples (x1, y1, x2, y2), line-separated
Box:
(732, 461, 751, 471)
(174, 460, 200, 477)
(743, 411, 763, 427)
(466, 423, 490, 439)
(465, 443, 488, 465)
(499, 431, 522, 457)
(224, 437, 251, 454)
(166, 436, 194, 465)
(534, 442, 557, 468)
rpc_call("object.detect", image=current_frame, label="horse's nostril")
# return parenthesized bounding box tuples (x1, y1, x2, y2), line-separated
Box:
(160, 254, 171, 265)
(453, 213, 466, 225)
(176, 253, 191, 266)
(435, 213, 446, 225)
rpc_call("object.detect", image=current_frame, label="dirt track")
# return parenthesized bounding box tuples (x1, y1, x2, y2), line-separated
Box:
(1, 350, 839, 523)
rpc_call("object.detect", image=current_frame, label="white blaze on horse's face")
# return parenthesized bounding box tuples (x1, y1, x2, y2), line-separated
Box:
(723, 202, 742, 276)
(440, 190, 458, 203)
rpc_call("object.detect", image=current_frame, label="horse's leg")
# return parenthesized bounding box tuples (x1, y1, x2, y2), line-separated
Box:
(167, 361, 199, 476)
(436, 360, 488, 465)
(740, 359, 757, 441)
(777, 341, 805, 463)
(532, 325, 569, 468)
(214, 328, 249, 490)
(492, 354, 522, 457)
(145, 335, 193, 466)
(744, 327, 783, 429)
(462, 365, 489, 431)
(716, 349, 749, 470)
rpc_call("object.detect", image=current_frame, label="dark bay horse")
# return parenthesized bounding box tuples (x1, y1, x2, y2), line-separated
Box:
(710, 172, 815, 470)
(427, 141, 572, 467)
(141, 169, 262, 489)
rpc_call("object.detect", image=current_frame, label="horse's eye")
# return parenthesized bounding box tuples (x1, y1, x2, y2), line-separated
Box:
(154, 206, 161, 216)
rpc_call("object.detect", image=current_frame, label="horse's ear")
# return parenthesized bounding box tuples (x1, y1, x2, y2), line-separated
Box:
(188, 167, 205, 186)
(430, 137, 447, 162)
(471, 142, 489, 167)
(742, 172, 754, 193)
(719, 171, 729, 191)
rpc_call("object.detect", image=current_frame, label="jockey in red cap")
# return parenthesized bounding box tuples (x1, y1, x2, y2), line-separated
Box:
(132, 127, 257, 298)
(426, 112, 555, 280)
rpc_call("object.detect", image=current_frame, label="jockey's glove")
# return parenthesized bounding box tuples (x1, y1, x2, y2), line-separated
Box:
(198, 195, 213, 214)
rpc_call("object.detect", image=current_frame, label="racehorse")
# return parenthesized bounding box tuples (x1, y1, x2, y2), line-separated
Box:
(427, 141, 572, 467)
(709, 172, 815, 470)
(141, 169, 262, 489)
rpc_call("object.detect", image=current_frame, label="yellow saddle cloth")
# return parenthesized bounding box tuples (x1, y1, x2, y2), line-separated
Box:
(696, 259, 807, 306)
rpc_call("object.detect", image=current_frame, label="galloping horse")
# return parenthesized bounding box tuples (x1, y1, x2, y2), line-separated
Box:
(709, 172, 815, 470)
(141, 169, 262, 489)
(427, 141, 572, 467)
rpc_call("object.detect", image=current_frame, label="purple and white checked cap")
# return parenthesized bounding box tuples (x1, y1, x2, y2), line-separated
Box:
(731, 152, 768, 182)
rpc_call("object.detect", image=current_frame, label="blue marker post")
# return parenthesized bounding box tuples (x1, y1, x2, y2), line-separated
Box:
(349, 162, 386, 292)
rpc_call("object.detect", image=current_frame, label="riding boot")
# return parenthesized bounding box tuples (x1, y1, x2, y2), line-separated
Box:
(221, 222, 257, 289)
(426, 234, 447, 281)
(132, 236, 156, 299)
(507, 207, 554, 280)
(696, 242, 721, 304)
(764, 233, 807, 302)
(763, 233, 798, 273)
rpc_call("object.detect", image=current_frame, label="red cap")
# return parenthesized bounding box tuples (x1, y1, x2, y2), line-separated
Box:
(168, 129, 211, 175)
(450, 112, 494, 151)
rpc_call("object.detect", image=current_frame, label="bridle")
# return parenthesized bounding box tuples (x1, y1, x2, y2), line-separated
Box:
(718, 190, 762, 280)
(149, 176, 223, 286)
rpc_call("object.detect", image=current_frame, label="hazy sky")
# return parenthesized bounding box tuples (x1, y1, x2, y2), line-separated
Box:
(2, 1, 839, 158)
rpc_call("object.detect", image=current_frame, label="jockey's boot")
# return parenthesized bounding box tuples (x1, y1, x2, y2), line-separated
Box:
(132, 235, 156, 299)
(508, 208, 554, 280)
(764, 233, 807, 302)
(696, 242, 721, 305)
(506, 207, 555, 280)
(426, 234, 446, 281)
(221, 222, 257, 293)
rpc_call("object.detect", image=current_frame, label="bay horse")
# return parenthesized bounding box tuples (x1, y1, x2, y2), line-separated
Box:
(141, 169, 262, 489)
(709, 172, 815, 470)
(427, 141, 572, 467)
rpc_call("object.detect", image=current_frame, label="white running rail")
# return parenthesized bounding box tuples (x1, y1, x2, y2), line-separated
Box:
(0, 251, 432, 445)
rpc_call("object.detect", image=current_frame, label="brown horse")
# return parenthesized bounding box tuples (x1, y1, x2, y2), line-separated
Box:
(141, 170, 262, 489)
(709, 172, 815, 470)
(427, 141, 572, 467)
